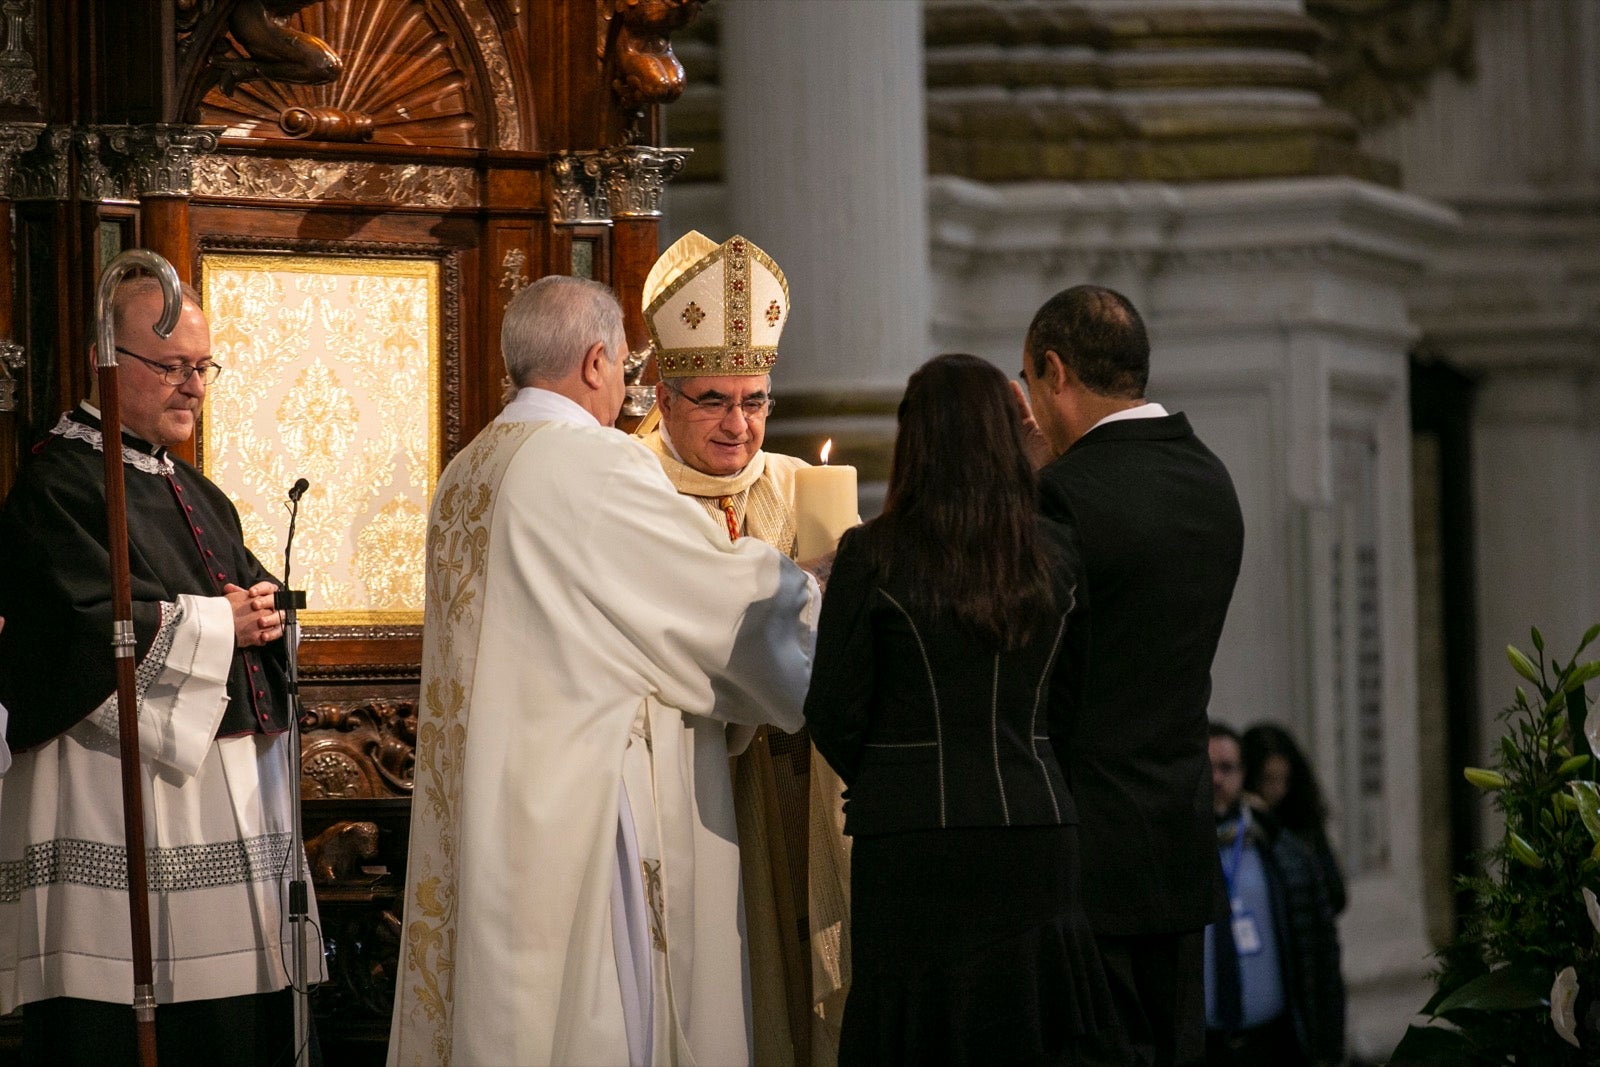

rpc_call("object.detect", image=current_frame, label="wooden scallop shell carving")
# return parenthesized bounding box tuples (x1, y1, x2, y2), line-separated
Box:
(199, 0, 507, 148)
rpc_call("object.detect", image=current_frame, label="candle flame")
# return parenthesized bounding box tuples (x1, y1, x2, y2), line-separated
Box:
(820, 439, 833, 465)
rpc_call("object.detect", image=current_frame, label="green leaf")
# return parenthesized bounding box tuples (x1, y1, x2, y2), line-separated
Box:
(1533, 627, 1546, 653)
(1501, 736, 1521, 766)
(1464, 767, 1507, 790)
(1431, 962, 1551, 1014)
(1508, 645, 1540, 684)
(1579, 621, 1600, 657)
(1571, 780, 1600, 841)
(1562, 660, 1600, 692)
(1558, 754, 1590, 776)
(1556, 792, 1580, 812)
(1507, 831, 1545, 869)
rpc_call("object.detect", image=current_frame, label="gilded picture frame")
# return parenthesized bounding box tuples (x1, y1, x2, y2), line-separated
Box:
(198, 253, 441, 627)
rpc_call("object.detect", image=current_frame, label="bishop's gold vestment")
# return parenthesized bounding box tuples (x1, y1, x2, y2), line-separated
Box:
(640, 426, 854, 1067)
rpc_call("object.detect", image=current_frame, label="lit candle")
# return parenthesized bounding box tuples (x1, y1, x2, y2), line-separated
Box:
(793, 439, 858, 560)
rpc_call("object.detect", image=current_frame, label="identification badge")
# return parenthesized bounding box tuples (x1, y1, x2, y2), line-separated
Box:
(1230, 898, 1263, 956)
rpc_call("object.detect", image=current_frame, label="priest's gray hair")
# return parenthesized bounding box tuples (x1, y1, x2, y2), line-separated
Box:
(502, 275, 627, 386)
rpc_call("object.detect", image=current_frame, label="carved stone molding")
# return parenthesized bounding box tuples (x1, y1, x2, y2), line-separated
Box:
(1307, 0, 1476, 128)
(602, 0, 704, 113)
(0, 0, 36, 108)
(74, 129, 128, 203)
(600, 144, 689, 218)
(193, 154, 478, 208)
(457, 0, 525, 150)
(551, 145, 689, 223)
(550, 151, 610, 224)
(300, 698, 416, 799)
(0, 339, 22, 413)
(0, 120, 41, 198)
(78, 124, 224, 202)
(108, 125, 223, 197)
(498, 247, 529, 293)
(9, 123, 67, 201)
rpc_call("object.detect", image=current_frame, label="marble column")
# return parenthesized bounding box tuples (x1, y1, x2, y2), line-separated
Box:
(1370, 0, 1600, 775)
(716, 0, 930, 507)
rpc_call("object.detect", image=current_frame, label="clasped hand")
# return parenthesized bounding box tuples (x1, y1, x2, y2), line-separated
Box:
(224, 581, 284, 648)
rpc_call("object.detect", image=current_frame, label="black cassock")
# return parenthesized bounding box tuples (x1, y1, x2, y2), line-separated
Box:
(0, 406, 309, 1067)
(0, 405, 290, 746)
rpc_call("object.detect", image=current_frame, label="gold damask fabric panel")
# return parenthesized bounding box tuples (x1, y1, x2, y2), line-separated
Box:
(200, 254, 441, 625)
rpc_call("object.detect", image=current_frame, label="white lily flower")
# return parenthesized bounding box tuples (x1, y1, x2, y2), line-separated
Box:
(1552, 966, 1581, 1048)
(1586, 888, 1600, 935)
(1587, 700, 1600, 759)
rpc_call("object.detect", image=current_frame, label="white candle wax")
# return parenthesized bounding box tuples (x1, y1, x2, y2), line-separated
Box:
(793, 462, 857, 561)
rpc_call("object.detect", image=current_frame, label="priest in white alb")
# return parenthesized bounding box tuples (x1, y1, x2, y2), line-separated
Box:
(386, 274, 819, 1067)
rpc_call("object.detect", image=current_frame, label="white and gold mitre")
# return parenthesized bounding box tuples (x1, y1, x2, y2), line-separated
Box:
(642, 230, 790, 378)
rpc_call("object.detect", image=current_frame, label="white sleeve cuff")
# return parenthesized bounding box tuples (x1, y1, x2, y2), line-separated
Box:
(85, 594, 233, 779)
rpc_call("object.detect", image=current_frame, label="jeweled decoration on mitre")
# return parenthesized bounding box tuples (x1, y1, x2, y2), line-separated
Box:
(643, 230, 790, 378)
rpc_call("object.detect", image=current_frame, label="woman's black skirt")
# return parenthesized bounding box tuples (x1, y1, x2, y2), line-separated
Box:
(839, 822, 1115, 1066)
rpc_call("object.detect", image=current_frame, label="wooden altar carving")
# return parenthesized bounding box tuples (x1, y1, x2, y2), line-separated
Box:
(0, 2, 702, 1060)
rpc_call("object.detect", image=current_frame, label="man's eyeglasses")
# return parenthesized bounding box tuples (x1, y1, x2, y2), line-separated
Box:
(673, 387, 775, 420)
(116, 346, 223, 386)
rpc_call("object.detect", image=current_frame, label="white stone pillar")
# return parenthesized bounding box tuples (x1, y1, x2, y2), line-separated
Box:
(1370, 0, 1600, 771)
(717, 0, 930, 502)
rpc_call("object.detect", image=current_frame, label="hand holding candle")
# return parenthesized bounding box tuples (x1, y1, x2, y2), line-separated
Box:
(794, 439, 858, 561)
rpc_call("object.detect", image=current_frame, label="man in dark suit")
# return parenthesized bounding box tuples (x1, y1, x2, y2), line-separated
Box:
(1018, 285, 1245, 1067)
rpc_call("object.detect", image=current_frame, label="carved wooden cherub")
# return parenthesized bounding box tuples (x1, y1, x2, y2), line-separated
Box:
(609, 0, 704, 111)
(305, 820, 380, 884)
(215, 0, 342, 96)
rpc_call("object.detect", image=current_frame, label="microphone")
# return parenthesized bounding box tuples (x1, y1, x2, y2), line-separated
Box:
(288, 478, 309, 503)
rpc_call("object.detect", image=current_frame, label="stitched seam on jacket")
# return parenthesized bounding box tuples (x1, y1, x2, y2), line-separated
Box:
(881, 590, 946, 827)
(1030, 612, 1069, 822)
(992, 654, 1010, 825)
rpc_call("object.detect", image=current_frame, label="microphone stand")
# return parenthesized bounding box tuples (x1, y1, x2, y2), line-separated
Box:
(277, 482, 312, 1066)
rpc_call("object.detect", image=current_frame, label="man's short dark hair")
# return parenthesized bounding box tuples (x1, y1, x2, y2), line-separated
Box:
(1209, 720, 1241, 745)
(1025, 284, 1149, 400)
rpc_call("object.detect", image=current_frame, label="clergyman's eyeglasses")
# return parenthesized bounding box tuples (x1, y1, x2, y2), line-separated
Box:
(116, 346, 223, 386)
(675, 388, 775, 419)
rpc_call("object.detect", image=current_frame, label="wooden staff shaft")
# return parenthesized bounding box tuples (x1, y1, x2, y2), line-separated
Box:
(94, 247, 180, 1067)
(97, 365, 159, 1067)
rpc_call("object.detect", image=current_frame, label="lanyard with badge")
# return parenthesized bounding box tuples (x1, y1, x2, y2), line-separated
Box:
(1222, 807, 1264, 957)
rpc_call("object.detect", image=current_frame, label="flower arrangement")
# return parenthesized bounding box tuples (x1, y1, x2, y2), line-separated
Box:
(1392, 626, 1600, 1065)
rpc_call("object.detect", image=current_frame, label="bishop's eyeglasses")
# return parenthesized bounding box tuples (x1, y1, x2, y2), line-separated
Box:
(673, 386, 775, 420)
(116, 346, 224, 386)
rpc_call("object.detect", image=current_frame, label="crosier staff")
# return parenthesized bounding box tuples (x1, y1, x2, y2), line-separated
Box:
(93, 249, 183, 1067)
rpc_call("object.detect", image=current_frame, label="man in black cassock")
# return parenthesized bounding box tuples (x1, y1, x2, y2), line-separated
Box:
(0, 277, 321, 1065)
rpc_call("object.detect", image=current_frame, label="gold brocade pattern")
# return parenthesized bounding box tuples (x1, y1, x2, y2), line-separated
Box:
(354, 497, 428, 611)
(391, 421, 532, 1067)
(200, 254, 440, 625)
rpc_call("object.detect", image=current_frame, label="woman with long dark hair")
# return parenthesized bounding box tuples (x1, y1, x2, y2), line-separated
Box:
(1241, 723, 1347, 915)
(804, 353, 1113, 1064)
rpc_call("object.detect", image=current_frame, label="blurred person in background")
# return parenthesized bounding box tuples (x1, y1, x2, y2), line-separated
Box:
(1241, 724, 1346, 917)
(1205, 723, 1344, 1067)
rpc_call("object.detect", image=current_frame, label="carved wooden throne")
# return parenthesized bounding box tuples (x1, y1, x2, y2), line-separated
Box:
(0, 1, 700, 1059)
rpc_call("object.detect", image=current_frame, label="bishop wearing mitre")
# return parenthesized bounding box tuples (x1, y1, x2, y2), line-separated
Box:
(635, 232, 855, 1065)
